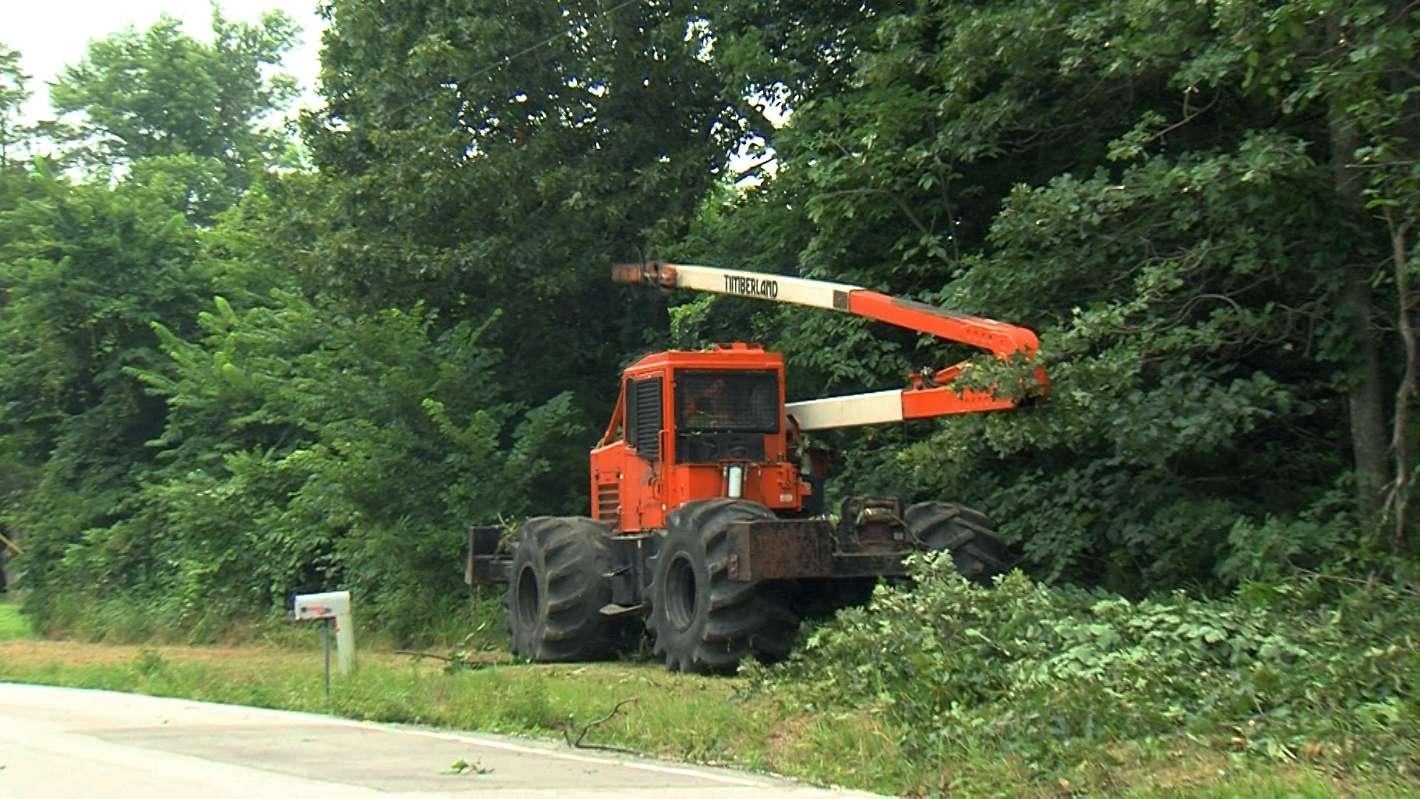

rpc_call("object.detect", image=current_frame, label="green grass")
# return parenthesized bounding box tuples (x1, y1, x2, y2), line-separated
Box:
(1126, 771, 1418, 799)
(24, 589, 508, 650)
(0, 599, 33, 641)
(0, 637, 1410, 796)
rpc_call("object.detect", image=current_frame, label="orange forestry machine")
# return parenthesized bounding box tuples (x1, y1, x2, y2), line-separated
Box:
(467, 261, 1047, 673)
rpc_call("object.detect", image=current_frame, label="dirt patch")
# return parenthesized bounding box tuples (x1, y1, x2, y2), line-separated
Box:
(1, 640, 146, 667)
(0, 639, 517, 673)
(0, 640, 451, 670)
(765, 712, 813, 769)
(0, 640, 280, 668)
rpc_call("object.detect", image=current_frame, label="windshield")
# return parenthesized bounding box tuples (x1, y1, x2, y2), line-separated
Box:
(676, 370, 780, 433)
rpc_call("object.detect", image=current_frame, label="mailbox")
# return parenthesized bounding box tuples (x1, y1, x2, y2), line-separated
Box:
(293, 590, 355, 675)
(294, 590, 350, 622)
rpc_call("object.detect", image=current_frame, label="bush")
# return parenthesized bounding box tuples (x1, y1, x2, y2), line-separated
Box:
(760, 555, 1420, 775)
(18, 291, 588, 641)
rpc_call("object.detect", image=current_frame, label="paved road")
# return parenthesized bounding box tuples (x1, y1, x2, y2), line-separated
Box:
(0, 683, 865, 798)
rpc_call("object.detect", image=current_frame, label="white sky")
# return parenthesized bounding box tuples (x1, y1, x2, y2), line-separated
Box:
(4, 0, 326, 123)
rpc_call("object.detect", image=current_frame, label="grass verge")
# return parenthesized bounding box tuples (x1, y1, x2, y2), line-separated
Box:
(0, 635, 1407, 796)
(0, 598, 33, 641)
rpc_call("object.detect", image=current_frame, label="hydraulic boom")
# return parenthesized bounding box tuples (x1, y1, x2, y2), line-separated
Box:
(612, 261, 1047, 430)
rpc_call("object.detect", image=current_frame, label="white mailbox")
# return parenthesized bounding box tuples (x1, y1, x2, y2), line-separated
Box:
(293, 590, 355, 674)
(294, 590, 349, 621)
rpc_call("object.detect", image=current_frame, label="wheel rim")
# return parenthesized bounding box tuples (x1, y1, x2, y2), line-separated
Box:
(515, 564, 541, 627)
(665, 553, 699, 633)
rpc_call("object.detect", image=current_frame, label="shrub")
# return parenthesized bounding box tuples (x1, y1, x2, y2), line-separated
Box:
(760, 555, 1420, 774)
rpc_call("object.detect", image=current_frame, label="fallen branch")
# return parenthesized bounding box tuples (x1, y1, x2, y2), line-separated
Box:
(395, 649, 494, 674)
(395, 649, 453, 662)
(561, 698, 639, 754)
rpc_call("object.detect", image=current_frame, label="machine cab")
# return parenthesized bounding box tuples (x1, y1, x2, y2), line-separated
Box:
(589, 343, 810, 533)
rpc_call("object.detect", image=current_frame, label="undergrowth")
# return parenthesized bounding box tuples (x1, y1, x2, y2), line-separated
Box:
(753, 554, 1420, 793)
(0, 598, 32, 641)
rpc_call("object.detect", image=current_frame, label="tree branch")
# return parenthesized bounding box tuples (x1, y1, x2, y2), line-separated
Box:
(1383, 209, 1415, 553)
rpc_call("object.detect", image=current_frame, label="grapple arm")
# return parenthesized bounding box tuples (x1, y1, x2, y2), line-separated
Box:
(613, 261, 1048, 430)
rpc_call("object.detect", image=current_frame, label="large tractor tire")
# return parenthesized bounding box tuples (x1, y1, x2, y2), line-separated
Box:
(904, 502, 1011, 582)
(504, 516, 619, 661)
(647, 499, 800, 674)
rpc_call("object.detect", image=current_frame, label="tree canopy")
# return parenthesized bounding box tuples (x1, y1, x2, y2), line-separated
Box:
(49, 9, 298, 207)
(0, 0, 1416, 635)
(0, 45, 28, 167)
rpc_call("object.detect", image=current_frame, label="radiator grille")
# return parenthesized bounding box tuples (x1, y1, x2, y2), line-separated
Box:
(595, 483, 620, 521)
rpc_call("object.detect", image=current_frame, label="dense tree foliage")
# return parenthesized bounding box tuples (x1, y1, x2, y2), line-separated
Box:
(302, 0, 758, 417)
(0, 0, 1416, 638)
(680, 0, 1419, 590)
(0, 46, 28, 168)
(49, 10, 299, 214)
(0, 19, 302, 625)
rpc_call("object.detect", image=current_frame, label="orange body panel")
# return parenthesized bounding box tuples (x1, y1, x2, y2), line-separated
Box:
(589, 344, 811, 534)
(846, 291, 1040, 360)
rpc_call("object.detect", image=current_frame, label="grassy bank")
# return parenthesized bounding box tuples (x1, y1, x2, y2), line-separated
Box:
(0, 599, 30, 641)
(0, 628, 1407, 796)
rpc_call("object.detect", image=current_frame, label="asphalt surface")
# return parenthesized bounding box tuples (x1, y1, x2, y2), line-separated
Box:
(0, 683, 866, 798)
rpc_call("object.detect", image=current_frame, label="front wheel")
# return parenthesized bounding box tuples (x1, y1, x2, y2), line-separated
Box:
(504, 517, 618, 661)
(647, 499, 799, 674)
(904, 502, 1011, 582)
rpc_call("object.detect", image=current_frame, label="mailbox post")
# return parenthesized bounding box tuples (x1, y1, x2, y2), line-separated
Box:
(293, 591, 355, 679)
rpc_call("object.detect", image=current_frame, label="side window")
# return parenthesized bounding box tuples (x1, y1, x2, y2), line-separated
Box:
(626, 376, 663, 461)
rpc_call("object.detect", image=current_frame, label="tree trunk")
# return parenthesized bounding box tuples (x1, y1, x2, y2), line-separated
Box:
(1329, 13, 1390, 526)
(1343, 272, 1391, 524)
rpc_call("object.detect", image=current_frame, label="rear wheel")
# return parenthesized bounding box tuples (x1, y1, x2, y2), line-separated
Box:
(647, 499, 799, 674)
(504, 517, 619, 661)
(904, 502, 1011, 582)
